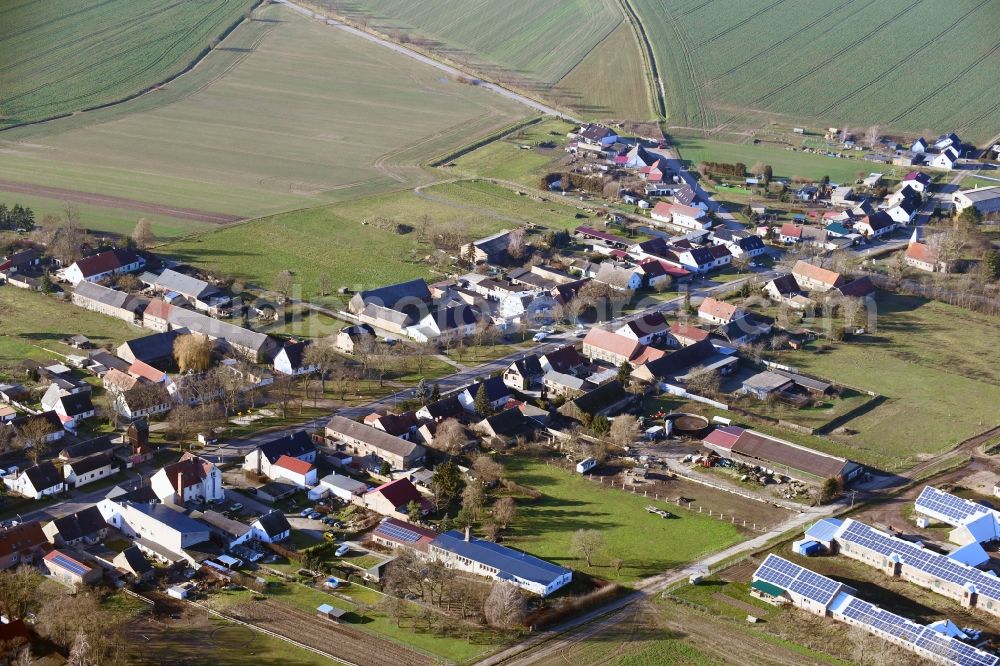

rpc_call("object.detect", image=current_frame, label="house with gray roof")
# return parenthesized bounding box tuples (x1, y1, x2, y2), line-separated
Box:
(150, 269, 229, 313)
(71, 282, 145, 323)
(143, 300, 276, 362)
(324, 415, 425, 470)
(461, 230, 512, 265)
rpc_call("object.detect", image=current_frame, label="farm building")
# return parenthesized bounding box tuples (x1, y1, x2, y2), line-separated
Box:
(323, 415, 425, 470)
(914, 486, 1000, 546)
(43, 549, 101, 587)
(71, 282, 145, 322)
(57, 249, 145, 287)
(371, 517, 438, 554)
(952, 185, 1000, 216)
(702, 427, 861, 485)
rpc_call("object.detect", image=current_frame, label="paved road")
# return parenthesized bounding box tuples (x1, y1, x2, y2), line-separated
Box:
(273, 0, 577, 122)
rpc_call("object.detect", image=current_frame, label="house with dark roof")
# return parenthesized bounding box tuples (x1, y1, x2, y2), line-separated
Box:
(63, 451, 119, 488)
(855, 211, 896, 238)
(460, 230, 512, 265)
(43, 506, 107, 546)
(503, 354, 545, 391)
(273, 339, 317, 376)
(711, 228, 767, 258)
(704, 427, 862, 485)
(475, 408, 537, 442)
(151, 453, 224, 506)
(336, 323, 376, 354)
(832, 276, 876, 300)
(348, 279, 432, 327)
(7, 411, 65, 447)
(113, 545, 154, 581)
(243, 431, 317, 479)
(3, 461, 64, 499)
(713, 313, 773, 345)
(58, 248, 145, 286)
(0, 522, 47, 571)
(430, 529, 572, 596)
(324, 415, 425, 470)
(408, 305, 480, 342)
(457, 376, 512, 414)
(363, 478, 431, 520)
(251, 510, 291, 543)
(72, 281, 145, 322)
(764, 274, 802, 303)
(114, 381, 172, 420)
(539, 345, 586, 375)
(364, 411, 420, 440)
(631, 338, 738, 384)
(415, 395, 464, 423)
(52, 392, 95, 429)
(558, 380, 632, 421)
(117, 331, 181, 366)
(577, 123, 618, 147)
(189, 509, 252, 549)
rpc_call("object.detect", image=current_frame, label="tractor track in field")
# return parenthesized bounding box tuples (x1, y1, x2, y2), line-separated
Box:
(699, 0, 863, 89)
(678, 0, 713, 18)
(888, 41, 1000, 124)
(657, 0, 711, 128)
(694, 0, 789, 49)
(0, 179, 242, 223)
(817, 0, 991, 116)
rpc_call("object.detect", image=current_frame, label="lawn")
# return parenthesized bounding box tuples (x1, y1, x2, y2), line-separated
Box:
(160, 179, 592, 299)
(633, 0, 1000, 142)
(0, 4, 528, 219)
(501, 457, 746, 582)
(674, 137, 879, 184)
(768, 292, 1000, 469)
(0, 286, 143, 368)
(307, 0, 649, 119)
(449, 118, 576, 186)
(0, 0, 255, 128)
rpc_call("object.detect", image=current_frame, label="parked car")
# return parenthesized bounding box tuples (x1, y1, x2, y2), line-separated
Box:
(532, 332, 548, 342)
(335, 544, 350, 557)
(299, 508, 312, 517)
(229, 503, 243, 512)
(308, 511, 321, 520)
(323, 531, 336, 541)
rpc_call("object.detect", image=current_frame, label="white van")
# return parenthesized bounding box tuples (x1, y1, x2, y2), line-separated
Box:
(575, 457, 598, 474)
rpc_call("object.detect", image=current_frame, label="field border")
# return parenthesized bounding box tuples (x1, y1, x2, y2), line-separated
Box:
(617, 0, 665, 119)
(428, 115, 544, 167)
(0, 0, 263, 133)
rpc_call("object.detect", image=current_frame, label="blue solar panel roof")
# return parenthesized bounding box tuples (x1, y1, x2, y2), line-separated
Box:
(432, 531, 570, 586)
(915, 486, 995, 527)
(753, 554, 843, 605)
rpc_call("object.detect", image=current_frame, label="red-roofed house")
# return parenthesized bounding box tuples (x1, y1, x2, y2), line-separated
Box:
(582, 328, 642, 365)
(639, 159, 665, 183)
(0, 522, 47, 571)
(666, 323, 710, 348)
(57, 249, 145, 287)
(129, 360, 167, 384)
(779, 223, 804, 244)
(363, 478, 431, 520)
(905, 236, 942, 273)
(702, 426, 745, 453)
(151, 453, 223, 506)
(791, 260, 845, 292)
(272, 455, 318, 487)
(698, 297, 742, 325)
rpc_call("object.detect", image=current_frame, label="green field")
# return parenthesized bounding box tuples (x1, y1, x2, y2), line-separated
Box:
(160, 179, 589, 299)
(0, 3, 528, 219)
(771, 292, 1000, 468)
(450, 118, 575, 186)
(632, 0, 1000, 143)
(0, 286, 143, 369)
(311, 0, 653, 120)
(0, 0, 255, 127)
(503, 457, 745, 582)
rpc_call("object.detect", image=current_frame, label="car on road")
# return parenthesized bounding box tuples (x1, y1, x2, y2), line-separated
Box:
(229, 503, 243, 512)
(299, 508, 312, 517)
(532, 332, 548, 342)
(335, 544, 350, 557)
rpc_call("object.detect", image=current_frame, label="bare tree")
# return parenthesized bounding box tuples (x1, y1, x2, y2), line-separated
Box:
(318, 273, 332, 297)
(433, 418, 467, 456)
(0, 566, 44, 621)
(132, 218, 156, 249)
(507, 228, 527, 260)
(274, 270, 294, 301)
(269, 373, 298, 417)
(609, 414, 639, 447)
(571, 529, 605, 567)
(472, 455, 505, 485)
(863, 124, 881, 148)
(461, 482, 485, 521)
(685, 368, 721, 397)
(14, 418, 56, 464)
(484, 582, 527, 629)
(166, 403, 198, 444)
(491, 497, 517, 529)
(303, 338, 340, 392)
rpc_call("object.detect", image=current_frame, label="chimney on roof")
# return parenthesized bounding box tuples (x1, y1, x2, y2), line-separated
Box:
(176, 471, 184, 507)
(464, 526, 471, 542)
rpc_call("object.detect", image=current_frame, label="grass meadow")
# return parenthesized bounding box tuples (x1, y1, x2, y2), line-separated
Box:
(0, 0, 255, 127)
(160, 180, 590, 299)
(502, 457, 746, 582)
(310, 0, 653, 120)
(0, 3, 528, 219)
(632, 0, 1000, 142)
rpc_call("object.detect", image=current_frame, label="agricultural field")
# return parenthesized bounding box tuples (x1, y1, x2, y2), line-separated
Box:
(0, 286, 143, 369)
(160, 179, 590, 300)
(449, 118, 576, 186)
(502, 457, 746, 582)
(0, 3, 528, 220)
(0, 0, 255, 128)
(309, 0, 654, 120)
(632, 0, 1000, 143)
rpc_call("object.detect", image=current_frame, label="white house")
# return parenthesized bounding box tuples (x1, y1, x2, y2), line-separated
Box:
(928, 147, 958, 170)
(615, 312, 669, 345)
(651, 202, 709, 230)
(953, 185, 1000, 216)
(883, 197, 919, 225)
(457, 377, 511, 414)
(698, 297, 742, 325)
(3, 462, 64, 499)
(251, 511, 291, 543)
(243, 431, 317, 479)
(57, 249, 145, 287)
(594, 263, 642, 291)
(51, 393, 95, 430)
(114, 502, 210, 564)
(63, 452, 118, 488)
(273, 339, 318, 376)
(270, 455, 318, 488)
(855, 211, 896, 238)
(150, 453, 224, 506)
(900, 171, 931, 194)
(312, 473, 368, 502)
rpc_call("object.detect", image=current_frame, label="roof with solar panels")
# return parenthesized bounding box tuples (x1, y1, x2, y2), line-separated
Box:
(372, 517, 438, 551)
(915, 486, 1000, 543)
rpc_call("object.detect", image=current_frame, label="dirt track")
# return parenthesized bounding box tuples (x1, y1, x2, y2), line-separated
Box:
(0, 179, 242, 224)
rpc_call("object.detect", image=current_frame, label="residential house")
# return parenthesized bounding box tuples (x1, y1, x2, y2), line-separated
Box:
(43, 506, 107, 546)
(151, 453, 224, 506)
(638, 158, 665, 183)
(365, 411, 420, 440)
(832, 276, 876, 300)
(348, 278, 431, 324)
(0, 248, 40, 274)
(651, 202, 710, 230)
(883, 196, 919, 225)
(503, 354, 544, 390)
(371, 517, 438, 554)
(43, 549, 101, 587)
(631, 339, 737, 385)
(634, 259, 673, 288)
(57, 249, 145, 286)
(8, 411, 65, 447)
(336, 324, 376, 354)
(114, 502, 210, 564)
(830, 186, 854, 207)
(3, 462, 64, 499)
(855, 211, 896, 238)
(901, 171, 931, 194)
(934, 132, 961, 152)
(363, 478, 431, 520)
(142, 299, 276, 362)
(117, 330, 181, 366)
(243, 431, 317, 479)
(764, 274, 802, 302)
(616, 312, 669, 345)
(911, 137, 928, 154)
(792, 261, 846, 292)
(558, 380, 632, 421)
(713, 314, 773, 345)
(539, 345, 586, 375)
(577, 124, 618, 148)
(71, 281, 144, 322)
(666, 322, 710, 348)
(114, 381, 172, 420)
(928, 147, 959, 170)
(474, 408, 537, 443)
(415, 396, 464, 423)
(460, 230, 511, 265)
(457, 377, 512, 414)
(0, 522, 47, 571)
(905, 232, 943, 273)
(407, 305, 480, 342)
(550, 278, 590, 306)
(250, 511, 291, 543)
(113, 546, 154, 581)
(313, 473, 368, 503)
(52, 392, 95, 429)
(190, 509, 253, 549)
(273, 339, 317, 376)
(0, 406, 15, 423)
(953, 185, 1000, 216)
(698, 297, 742, 325)
(594, 263, 642, 291)
(778, 223, 804, 244)
(271, 455, 318, 487)
(710, 228, 766, 259)
(150, 268, 229, 313)
(63, 451, 118, 488)
(543, 371, 592, 398)
(429, 529, 572, 596)
(324, 415, 425, 470)
(582, 328, 641, 366)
